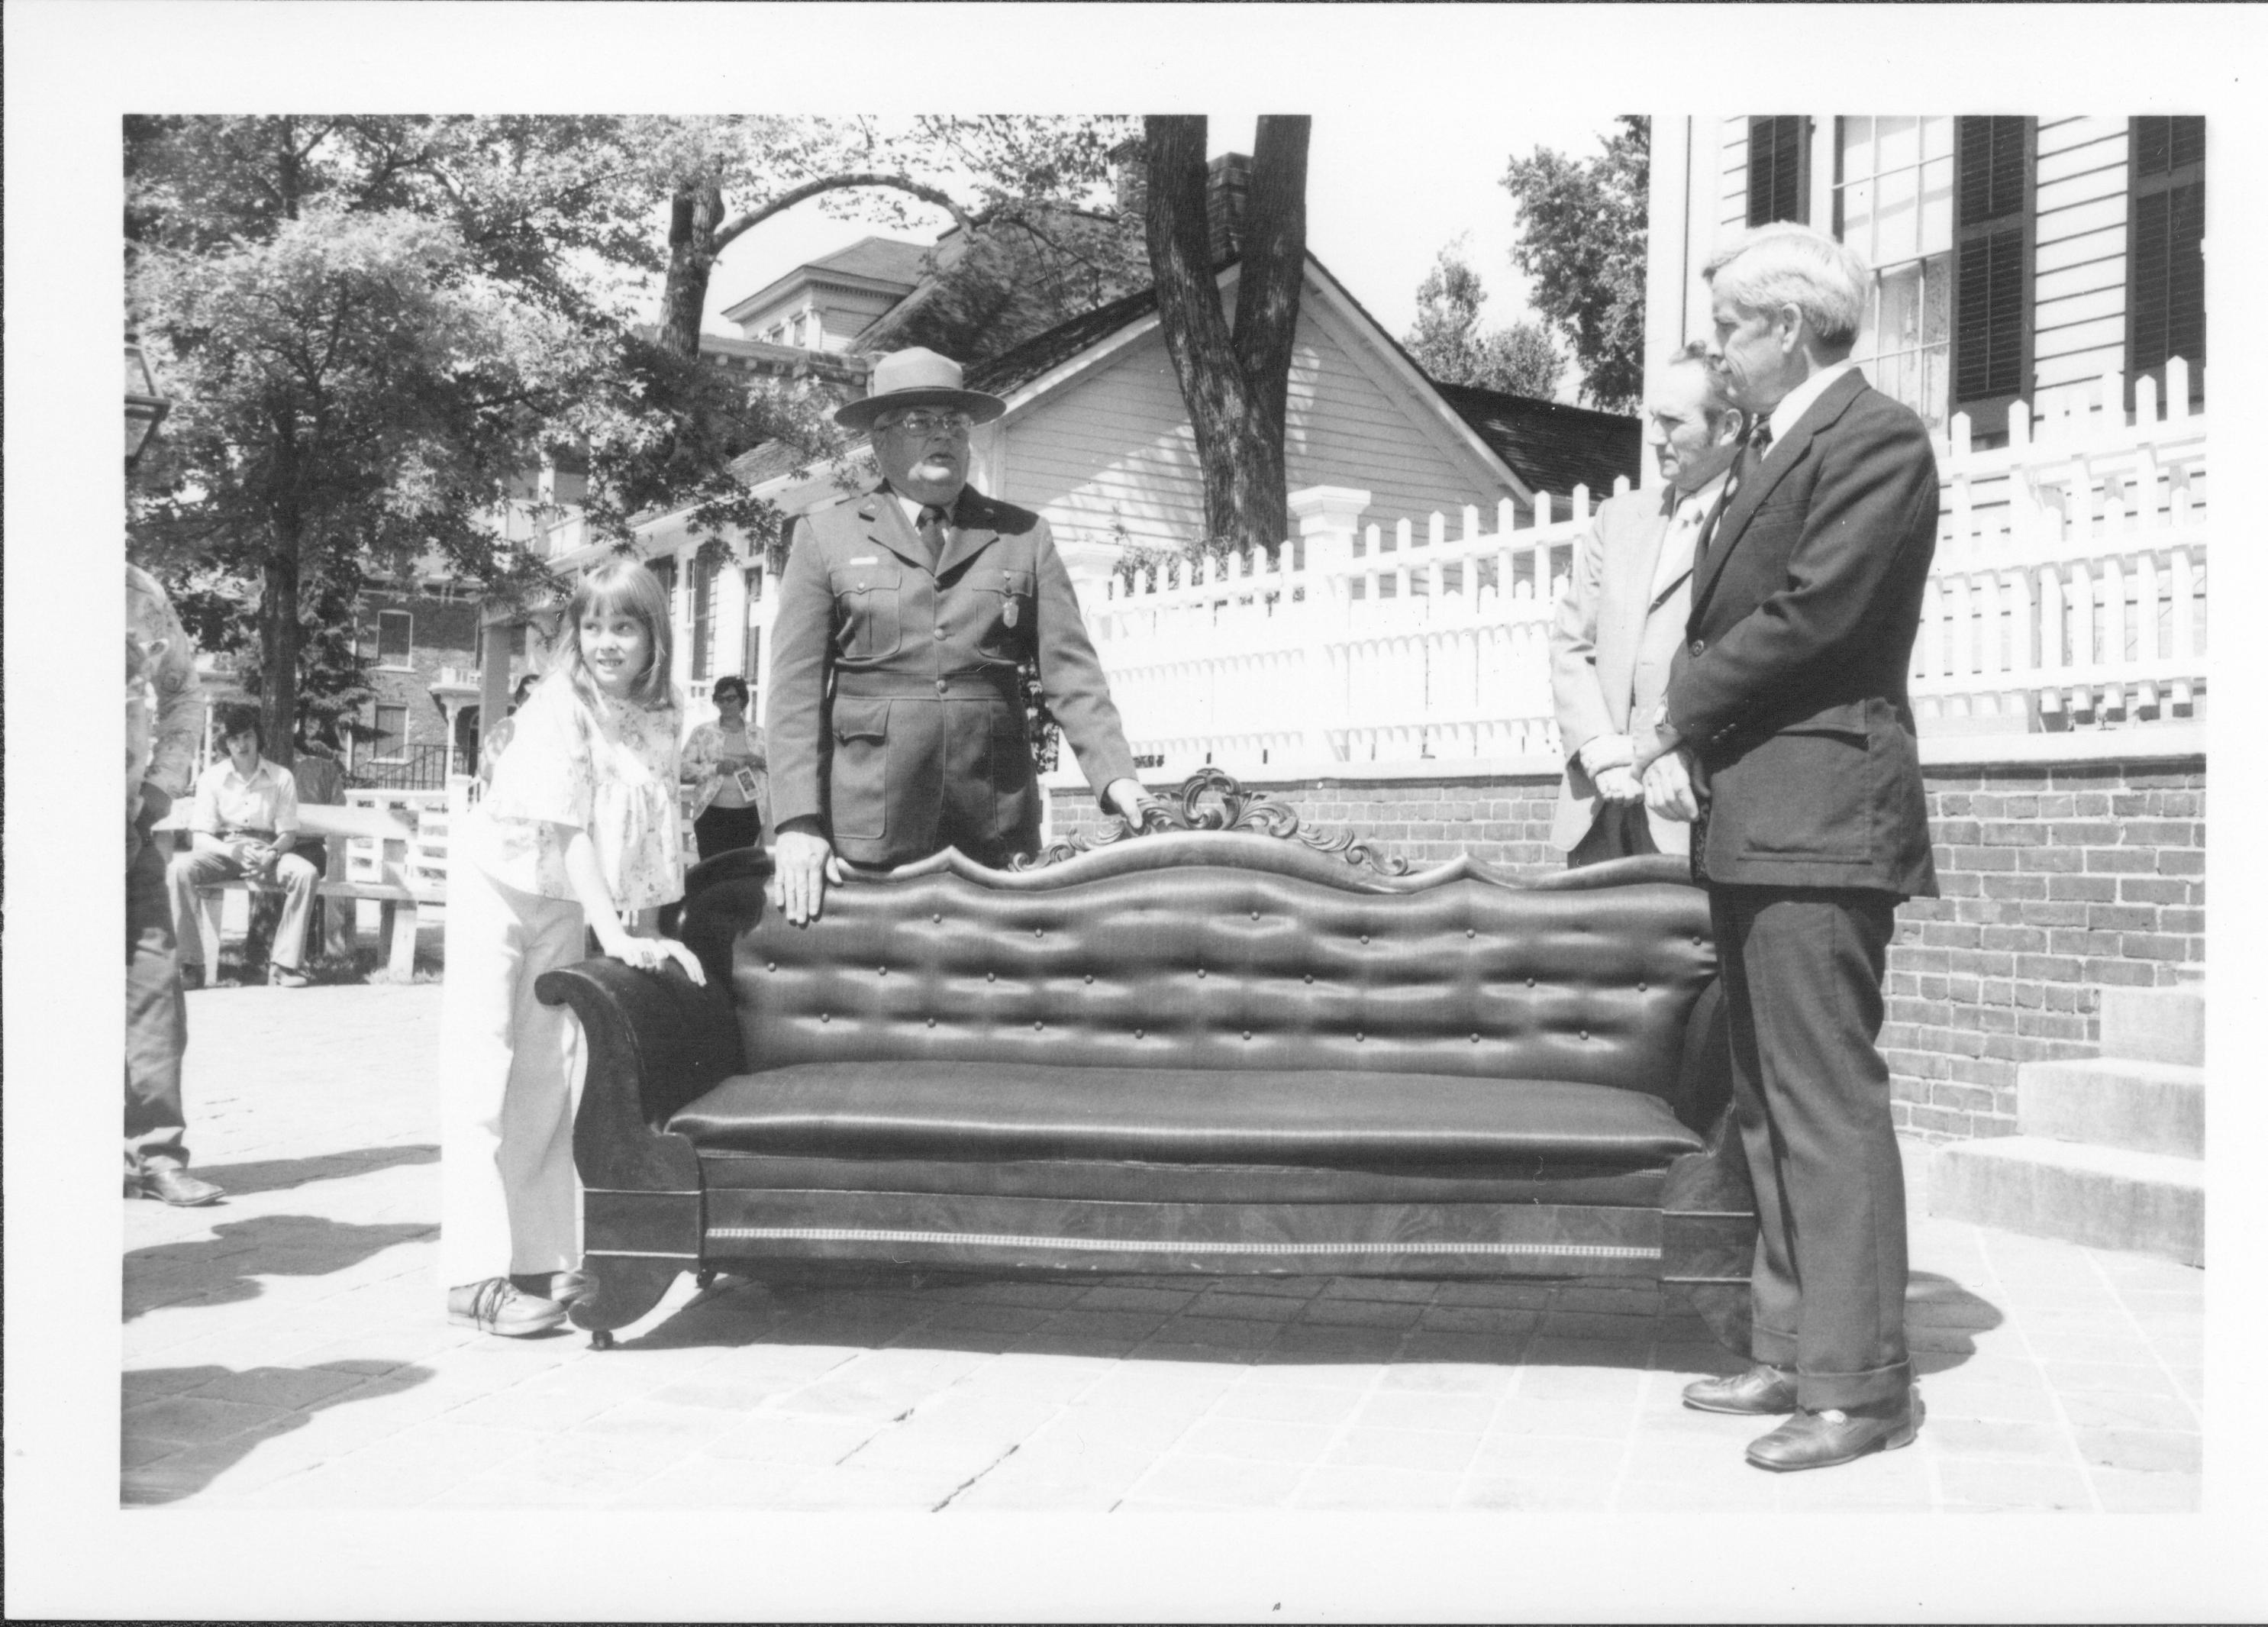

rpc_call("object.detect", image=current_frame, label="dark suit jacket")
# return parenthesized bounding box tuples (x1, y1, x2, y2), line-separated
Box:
(1664, 370, 1941, 896)
(768, 483, 1138, 869)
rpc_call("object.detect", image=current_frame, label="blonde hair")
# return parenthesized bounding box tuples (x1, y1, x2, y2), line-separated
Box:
(557, 558, 675, 710)
(1703, 222, 1871, 353)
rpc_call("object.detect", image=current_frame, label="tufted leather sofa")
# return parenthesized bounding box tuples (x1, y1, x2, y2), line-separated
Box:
(537, 828, 1757, 1351)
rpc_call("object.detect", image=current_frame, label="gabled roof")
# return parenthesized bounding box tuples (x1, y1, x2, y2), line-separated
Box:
(721, 236, 932, 324)
(1430, 381, 1644, 505)
(963, 279, 1164, 399)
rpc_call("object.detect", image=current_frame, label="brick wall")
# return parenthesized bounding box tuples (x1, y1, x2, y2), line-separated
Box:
(360, 591, 481, 757)
(1046, 752, 2205, 1144)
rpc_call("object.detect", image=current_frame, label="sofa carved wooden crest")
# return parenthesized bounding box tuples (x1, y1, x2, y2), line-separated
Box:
(537, 770, 1757, 1351)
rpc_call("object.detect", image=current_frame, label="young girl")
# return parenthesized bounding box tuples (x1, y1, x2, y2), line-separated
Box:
(438, 560, 705, 1337)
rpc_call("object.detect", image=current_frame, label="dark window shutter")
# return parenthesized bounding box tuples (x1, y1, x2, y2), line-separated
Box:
(2131, 179, 2207, 375)
(1953, 118, 2033, 412)
(1747, 117, 1806, 225)
(1956, 229, 2025, 400)
(1957, 116, 2028, 226)
(2128, 118, 2206, 387)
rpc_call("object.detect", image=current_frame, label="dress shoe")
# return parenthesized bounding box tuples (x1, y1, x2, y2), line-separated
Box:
(511, 1270, 597, 1312)
(447, 1277, 566, 1338)
(138, 1166, 224, 1207)
(268, 964, 311, 989)
(1745, 1388, 1924, 1472)
(1682, 1364, 1799, 1416)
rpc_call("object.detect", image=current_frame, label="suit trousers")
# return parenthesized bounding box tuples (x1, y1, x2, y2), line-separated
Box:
(1710, 884, 1912, 1410)
(438, 861, 586, 1287)
(1567, 800, 1660, 868)
(125, 825, 190, 1176)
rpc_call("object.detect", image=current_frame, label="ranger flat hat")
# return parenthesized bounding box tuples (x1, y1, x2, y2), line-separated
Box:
(834, 347, 1007, 431)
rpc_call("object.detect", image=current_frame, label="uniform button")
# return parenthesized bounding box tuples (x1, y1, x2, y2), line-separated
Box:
(934, 679, 949, 695)
(934, 627, 947, 640)
(1689, 640, 1705, 657)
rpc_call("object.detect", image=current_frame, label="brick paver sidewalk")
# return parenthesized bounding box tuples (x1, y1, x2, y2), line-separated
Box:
(123, 982, 2202, 1512)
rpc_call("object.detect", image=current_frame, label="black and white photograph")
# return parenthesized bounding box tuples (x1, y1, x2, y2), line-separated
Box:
(9, 2, 2268, 1620)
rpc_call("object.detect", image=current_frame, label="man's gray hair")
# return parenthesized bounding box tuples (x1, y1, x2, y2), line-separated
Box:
(1663, 340, 1745, 429)
(1702, 222, 1872, 351)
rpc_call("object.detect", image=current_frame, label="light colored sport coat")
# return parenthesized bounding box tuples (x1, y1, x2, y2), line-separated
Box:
(1549, 485, 1695, 856)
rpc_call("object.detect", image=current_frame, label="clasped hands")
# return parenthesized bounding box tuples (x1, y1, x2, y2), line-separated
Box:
(1582, 726, 1697, 823)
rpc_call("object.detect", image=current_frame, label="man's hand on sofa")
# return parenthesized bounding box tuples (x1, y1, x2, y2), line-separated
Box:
(771, 823, 846, 926)
(1103, 777, 1150, 828)
(1643, 751, 1699, 822)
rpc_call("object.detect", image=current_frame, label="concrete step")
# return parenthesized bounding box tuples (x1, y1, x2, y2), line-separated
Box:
(1930, 1136, 2202, 1266)
(2019, 1057, 2205, 1160)
(2099, 986, 2205, 1067)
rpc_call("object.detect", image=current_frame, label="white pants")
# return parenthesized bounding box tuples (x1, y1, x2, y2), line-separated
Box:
(438, 861, 587, 1288)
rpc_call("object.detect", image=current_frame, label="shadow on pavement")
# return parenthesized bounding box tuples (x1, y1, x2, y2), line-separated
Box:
(121, 1361, 434, 1506)
(124, 1215, 432, 1321)
(597, 1266, 2005, 1380)
(183, 1142, 437, 1199)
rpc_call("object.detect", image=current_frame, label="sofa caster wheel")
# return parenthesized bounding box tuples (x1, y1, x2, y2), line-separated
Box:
(695, 1269, 716, 1291)
(589, 1328, 615, 1351)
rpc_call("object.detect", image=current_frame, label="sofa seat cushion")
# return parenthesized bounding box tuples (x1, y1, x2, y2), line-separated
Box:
(666, 1062, 1704, 1170)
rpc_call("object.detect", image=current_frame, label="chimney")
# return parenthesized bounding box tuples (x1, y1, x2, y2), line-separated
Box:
(1114, 140, 1250, 263)
(1108, 135, 1147, 220)
(1205, 152, 1249, 262)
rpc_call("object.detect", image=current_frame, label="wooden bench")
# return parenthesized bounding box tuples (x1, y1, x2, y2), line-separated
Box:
(160, 802, 429, 981)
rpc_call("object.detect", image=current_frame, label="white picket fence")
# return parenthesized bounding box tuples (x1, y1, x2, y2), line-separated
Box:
(1084, 363, 2206, 774)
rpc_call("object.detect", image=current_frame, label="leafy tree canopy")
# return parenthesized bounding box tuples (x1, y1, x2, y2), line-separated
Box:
(1500, 115, 1649, 414)
(1405, 242, 1564, 400)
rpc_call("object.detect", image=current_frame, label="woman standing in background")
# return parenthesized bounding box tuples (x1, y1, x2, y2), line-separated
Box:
(681, 675, 769, 860)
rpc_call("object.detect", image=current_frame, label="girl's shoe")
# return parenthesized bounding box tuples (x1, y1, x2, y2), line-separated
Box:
(447, 1277, 566, 1338)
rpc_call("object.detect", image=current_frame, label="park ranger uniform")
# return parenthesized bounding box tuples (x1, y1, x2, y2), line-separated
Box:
(768, 483, 1139, 871)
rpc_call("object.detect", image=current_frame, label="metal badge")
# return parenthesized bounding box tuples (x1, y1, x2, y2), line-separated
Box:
(1002, 599, 1019, 628)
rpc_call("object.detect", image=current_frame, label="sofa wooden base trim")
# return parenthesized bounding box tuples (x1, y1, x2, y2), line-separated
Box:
(704, 1225, 1661, 1263)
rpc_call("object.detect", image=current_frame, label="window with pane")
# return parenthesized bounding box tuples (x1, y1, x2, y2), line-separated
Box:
(1835, 117, 1956, 436)
(690, 553, 718, 682)
(372, 702, 408, 760)
(376, 609, 414, 669)
(742, 566, 765, 689)
(2128, 116, 2205, 399)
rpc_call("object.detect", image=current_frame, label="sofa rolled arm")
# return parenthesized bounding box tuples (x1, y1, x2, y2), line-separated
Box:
(536, 958, 740, 1191)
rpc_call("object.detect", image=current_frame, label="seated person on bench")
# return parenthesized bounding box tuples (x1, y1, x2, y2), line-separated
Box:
(168, 702, 320, 988)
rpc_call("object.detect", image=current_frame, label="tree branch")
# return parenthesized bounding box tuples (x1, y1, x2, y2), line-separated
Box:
(710, 172, 972, 256)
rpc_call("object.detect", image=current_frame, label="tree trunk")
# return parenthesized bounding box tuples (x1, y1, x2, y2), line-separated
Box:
(1140, 115, 1310, 558)
(659, 182, 726, 360)
(260, 541, 302, 770)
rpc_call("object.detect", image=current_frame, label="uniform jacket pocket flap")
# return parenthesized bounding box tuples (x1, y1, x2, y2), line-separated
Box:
(831, 563, 902, 595)
(988, 569, 1035, 596)
(831, 696, 889, 743)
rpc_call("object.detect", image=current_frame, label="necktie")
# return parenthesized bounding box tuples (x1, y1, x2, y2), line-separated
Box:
(917, 504, 949, 567)
(1695, 422, 1772, 570)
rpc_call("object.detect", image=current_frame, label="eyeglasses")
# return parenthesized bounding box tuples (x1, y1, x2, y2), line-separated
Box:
(878, 410, 975, 437)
